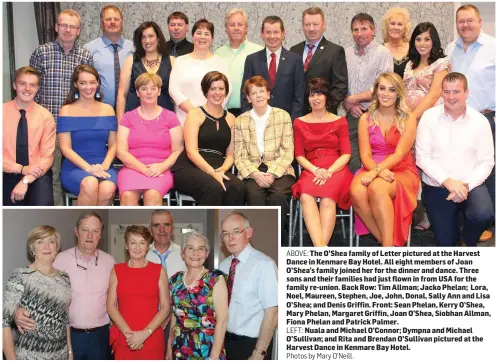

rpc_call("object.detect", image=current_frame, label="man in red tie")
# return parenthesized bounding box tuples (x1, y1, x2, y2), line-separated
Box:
(219, 212, 278, 360)
(241, 16, 305, 121)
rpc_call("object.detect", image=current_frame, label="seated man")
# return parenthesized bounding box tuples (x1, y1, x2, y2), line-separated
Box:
(2, 66, 56, 206)
(416, 72, 494, 246)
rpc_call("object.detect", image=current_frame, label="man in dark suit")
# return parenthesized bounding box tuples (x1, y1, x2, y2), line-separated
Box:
(290, 7, 348, 114)
(166, 12, 193, 57)
(241, 16, 305, 121)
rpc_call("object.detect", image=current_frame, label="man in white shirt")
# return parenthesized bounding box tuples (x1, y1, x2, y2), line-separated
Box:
(445, 4, 496, 241)
(146, 210, 186, 277)
(416, 72, 494, 246)
(219, 212, 278, 360)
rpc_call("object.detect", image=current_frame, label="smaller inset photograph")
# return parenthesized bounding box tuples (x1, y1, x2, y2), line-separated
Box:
(2, 208, 278, 360)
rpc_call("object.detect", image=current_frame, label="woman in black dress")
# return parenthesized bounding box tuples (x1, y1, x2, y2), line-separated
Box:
(116, 21, 174, 122)
(172, 71, 245, 206)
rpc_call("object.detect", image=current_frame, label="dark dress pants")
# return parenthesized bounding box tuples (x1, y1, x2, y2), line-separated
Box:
(346, 113, 361, 173)
(71, 325, 110, 360)
(3, 170, 53, 206)
(422, 184, 494, 246)
(225, 332, 274, 360)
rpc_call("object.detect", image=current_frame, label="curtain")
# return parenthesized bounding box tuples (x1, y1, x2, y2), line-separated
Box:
(34, 2, 61, 44)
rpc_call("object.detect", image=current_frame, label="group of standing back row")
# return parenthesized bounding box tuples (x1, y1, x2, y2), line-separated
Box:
(2, 4, 494, 246)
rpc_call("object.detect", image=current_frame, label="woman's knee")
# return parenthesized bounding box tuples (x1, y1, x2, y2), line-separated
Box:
(143, 189, 163, 205)
(367, 179, 389, 200)
(99, 181, 116, 197)
(350, 180, 368, 205)
(80, 177, 99, 195)
(120, 191, 140, 205)
(320, 197, 336, 209)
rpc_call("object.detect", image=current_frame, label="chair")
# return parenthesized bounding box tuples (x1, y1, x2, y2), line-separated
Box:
(355, 223, 412, 246)
(64, 190, 173, 206)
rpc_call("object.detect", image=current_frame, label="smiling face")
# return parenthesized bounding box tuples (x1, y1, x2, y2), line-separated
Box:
(456, 8, 482, 44)
(75, 216, 102, 257)
(387, 15, 406, 41)
(415, 30, 433, 59)
(303, 14, 325, 43)
(56, 13, 81, 43)
(75, 71, 99, 100)
(246, 84, 270, 111)
(309, 90, 327, 112)
(376, 77, 398, 108)
(206, 80, 227, 107)
(101, 8, 122, 36)
(442, 79, 469, 116)
(226, 13, 248, 44)
(13, 74, 39, 105)
(181, 237, 208, 269)
(141, 27, 159, 54)
(221, 214, 253, 257)
(192, 26, 213, 51)
(33, 236, 58, 264)
(352, 20, 375, 49)
(136, 80, 160, 105)
(126, 234, 149, 261)
(261, 22, 284, 53)
(168, 18, 188, 42)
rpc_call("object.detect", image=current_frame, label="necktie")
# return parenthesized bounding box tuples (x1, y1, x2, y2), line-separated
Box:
(16, 109, 29, 166)
(268, 53, 277, 87)
(227, 257, 240, 305)
(304, 43, 315, 72)
(111, 44, 120, 102)
(172, 43, 178, 57)
(153, 249, 172, 271)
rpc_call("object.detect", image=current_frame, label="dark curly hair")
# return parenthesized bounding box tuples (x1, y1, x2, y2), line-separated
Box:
(408, 22, 445, 69)
(133, 21, 168, 62)
(306, 77, 334, 112)
(64, 65, 102, 105)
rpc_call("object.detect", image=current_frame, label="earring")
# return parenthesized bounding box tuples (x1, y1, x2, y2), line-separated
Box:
(74, 91, 79, 100)
(95, 91, 101, 99)
(32, 252, 35, 256)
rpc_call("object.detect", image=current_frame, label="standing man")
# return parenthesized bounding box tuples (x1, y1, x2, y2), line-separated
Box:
(215, 9, 263, 117)
(342, 13, 393, 172)
(84, 5, 134, 108)
(146, 209, 186, 277)
(14, 212, 115, 360)
(241, 16, 305, 121)
(416, 73, 494, 247)
(219, 212, 278, 360)
(29, 9, 93, 206)
(445, 4, 496, 241)
(166, 12, 194, 57)
(3, 66, 56, 206)
(290, 7, 348, 114)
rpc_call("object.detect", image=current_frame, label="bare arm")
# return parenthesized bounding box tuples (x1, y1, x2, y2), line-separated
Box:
(116, 56, 133, 123)
(411, 69, 448, 120)
(250, 307, 278, 360)
(58, 132, 93, 173)
(2, 327, 16, 359)
(146, 269, 170, 332)
(357, 113, 376, 170)
(102, 131, 117, 170)
(217, 114, 236, 173)
(116, 126, 148, 174)
(159, 126, 184, 171)
(184, 109, 216, 175)
(210, 277, 228, 360)
(106, 269, 131, 334)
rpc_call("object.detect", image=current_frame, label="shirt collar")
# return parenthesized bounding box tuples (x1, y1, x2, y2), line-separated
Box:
(354, 40, 377, 55)
(75, 246, 99, 262)
(13, 99, 35, 112)
(233, 243, 253, 264)
(54, 39, 76, 53)
(305, 36, 323, 48)
(226, 38, 248, 52)
(101, 35, 124, 48)
(442, 105, 468, 122)
(150, 241, 173, 255)
(250, 105, 272, 121)
(266, 47, 282, 59)
(455, 31, 487, 47)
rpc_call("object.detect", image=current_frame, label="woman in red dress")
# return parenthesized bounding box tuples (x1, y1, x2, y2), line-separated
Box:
(292, 78, 353, 247)
(107, 225, 170, 359)
(350, 72, 419, 247)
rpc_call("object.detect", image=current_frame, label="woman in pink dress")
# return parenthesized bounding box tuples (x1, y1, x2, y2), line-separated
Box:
(117, 73, 184, 205)
(351, 72, 419, 247)
(403, 22, 450, 231)
(292, 78, 353, 247)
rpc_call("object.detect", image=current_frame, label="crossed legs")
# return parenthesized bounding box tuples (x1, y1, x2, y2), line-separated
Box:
(301, 194, 337, 247)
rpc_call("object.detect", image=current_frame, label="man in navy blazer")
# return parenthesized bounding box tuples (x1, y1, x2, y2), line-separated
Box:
(241, 16, 305, 121)
(290, 7, 348, 114)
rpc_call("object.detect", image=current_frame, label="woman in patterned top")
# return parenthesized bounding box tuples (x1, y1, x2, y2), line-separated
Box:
(2, 226, 72, 360)
(168, 231, 228, 360)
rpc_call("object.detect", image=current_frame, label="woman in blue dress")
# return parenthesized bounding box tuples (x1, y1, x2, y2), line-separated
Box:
(58, 65, 118, 205)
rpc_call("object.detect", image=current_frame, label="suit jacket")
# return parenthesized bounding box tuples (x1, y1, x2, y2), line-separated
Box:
(290, 37, 348, 114)
(234, 107, 295, 179)
(241, 48, 305, 121)
(166, 38, 193, 57)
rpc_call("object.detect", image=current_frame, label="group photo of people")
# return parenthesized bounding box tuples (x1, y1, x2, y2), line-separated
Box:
(2, 2, 495, 247)
(2, 208, 278, 360)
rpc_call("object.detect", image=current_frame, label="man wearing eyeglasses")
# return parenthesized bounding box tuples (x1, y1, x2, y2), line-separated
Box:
(13, 211, 115, 360)
(219, 212, 278, 360)
(29, 8, 94, 206)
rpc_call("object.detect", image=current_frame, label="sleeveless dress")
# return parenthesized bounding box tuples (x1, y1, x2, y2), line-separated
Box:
(57, 116, 118, 195)
(292, 117, 353, 209)
(169, 269, 227, 360)
(110, 262, 164, 360)
(125, 56, 174, 112)
(117, 108, 180, 196)
(355, 122, 420, 246)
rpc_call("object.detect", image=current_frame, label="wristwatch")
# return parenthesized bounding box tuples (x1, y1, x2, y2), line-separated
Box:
(254, 347, 267, 357)
(22, 178, 30, 186)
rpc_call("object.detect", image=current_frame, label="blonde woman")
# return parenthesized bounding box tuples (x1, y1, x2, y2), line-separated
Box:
(382, 8, 412, 78)
(350, 72, 419, 247)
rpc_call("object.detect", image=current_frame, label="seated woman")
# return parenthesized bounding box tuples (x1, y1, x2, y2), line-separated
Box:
(172, 71, 245, 206)
(3, 226, 72, 360)
(58, 65, 118, 206)
(292, 78, 354, 247)
(350, 72, 419, 247)
(234, 76, 295, 231)
(107, 225, 170, 360)
(117, 72, 184, 206)
(168, 231, 227, 360)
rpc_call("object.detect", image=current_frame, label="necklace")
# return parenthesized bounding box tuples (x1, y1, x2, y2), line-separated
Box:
(34, 266, 56, 277)
(183, 266, 205, 289)
(142, 56, 161, 69)
(128, 259, 148, 268)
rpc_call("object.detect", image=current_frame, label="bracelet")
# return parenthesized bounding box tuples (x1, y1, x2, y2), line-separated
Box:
(147, 328, 152, 335)
(313, 166, 320, 175)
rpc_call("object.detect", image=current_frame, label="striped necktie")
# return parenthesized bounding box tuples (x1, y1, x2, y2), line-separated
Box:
(227, 257, 240, 305)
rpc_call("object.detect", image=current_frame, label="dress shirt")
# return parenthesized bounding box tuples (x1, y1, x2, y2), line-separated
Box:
(445, 32, 496, 112)
(345, 41, 393, 108)
(29, 40, 93, 122)
(84, 36, 134, 108)
(416, 104, 494, 191)
(218, 244, 278, 338)
(249, 105, 272, 155)
(146, 241, 186, 278)
(302, 36, 323, 63)
(166, 38, 194, 57)
(266, 47, 283, 72)
(53, 247, 115, 329)
(3, 100, 56, 174)
(215, 39, 263, 109)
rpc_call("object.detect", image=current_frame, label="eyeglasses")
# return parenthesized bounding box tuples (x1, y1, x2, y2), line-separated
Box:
(185, 246, 207, 253)
(221, 227, 248, 239)
(75, 248, 98, 270)
(58, 23, 80, 31)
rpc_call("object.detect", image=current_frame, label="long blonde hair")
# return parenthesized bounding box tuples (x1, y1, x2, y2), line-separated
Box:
(368, 72, 410, 134)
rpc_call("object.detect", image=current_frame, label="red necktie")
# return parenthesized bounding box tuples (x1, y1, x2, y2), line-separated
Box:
(268, 53, 276, 87)
(227, 257, 240, 305)
(304, 43, 314, 72)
